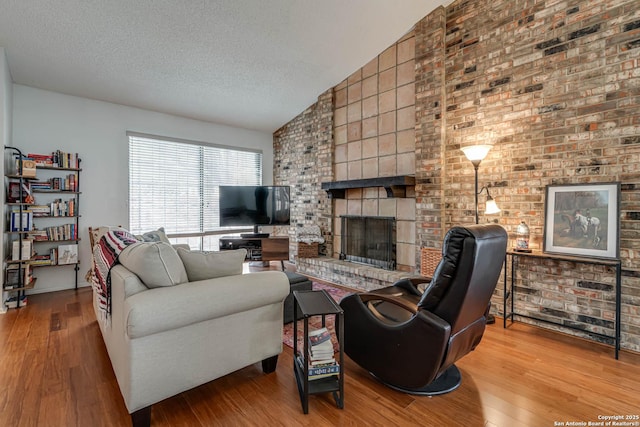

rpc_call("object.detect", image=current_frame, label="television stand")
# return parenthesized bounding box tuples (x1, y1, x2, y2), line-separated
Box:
(219, 235, 289, 271)
(240, 233, 270, 238)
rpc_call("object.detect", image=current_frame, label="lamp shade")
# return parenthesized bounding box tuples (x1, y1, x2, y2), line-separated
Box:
(461, 144, 493, 162)
(484, 196, 501, 214)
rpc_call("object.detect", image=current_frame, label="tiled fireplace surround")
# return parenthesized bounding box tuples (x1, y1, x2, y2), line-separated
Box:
(276, 30, 422, 291)
(273, 1, 640, 352)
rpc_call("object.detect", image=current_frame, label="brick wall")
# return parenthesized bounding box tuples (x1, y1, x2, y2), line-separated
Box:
(274, 0, 640, 352)
(415, 6, 447, 260)
(273, 89, 334, 257)
(425, 0, 640, 351)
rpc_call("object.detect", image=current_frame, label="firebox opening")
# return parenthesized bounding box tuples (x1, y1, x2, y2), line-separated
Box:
(340, 215, 396, 270)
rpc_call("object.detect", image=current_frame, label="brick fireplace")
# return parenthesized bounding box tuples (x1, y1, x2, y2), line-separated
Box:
(274, 0, 640, 352)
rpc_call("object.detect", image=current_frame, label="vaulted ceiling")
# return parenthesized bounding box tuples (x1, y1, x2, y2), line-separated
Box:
(0, 0, 448, 132)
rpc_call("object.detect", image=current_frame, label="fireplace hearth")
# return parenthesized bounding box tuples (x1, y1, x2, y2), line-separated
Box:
(340, 215, 396, 270)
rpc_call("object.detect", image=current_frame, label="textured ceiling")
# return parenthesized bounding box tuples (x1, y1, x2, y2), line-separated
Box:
(0, 0, 447, 132)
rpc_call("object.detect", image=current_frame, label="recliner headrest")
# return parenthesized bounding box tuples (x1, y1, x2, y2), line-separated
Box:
(418, 224, 505, 311)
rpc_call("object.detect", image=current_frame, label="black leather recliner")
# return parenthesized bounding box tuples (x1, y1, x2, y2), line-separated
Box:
(339, 224, 508, 395)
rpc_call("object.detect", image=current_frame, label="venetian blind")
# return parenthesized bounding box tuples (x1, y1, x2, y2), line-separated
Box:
(128, 133, 262, 236)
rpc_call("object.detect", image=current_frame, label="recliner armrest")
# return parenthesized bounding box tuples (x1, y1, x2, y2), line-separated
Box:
(358, 292, 419, 314)
(391, 277, 431, 295)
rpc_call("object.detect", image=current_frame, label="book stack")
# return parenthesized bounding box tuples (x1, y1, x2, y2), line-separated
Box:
(25, 151, 80, 169)
(4, 295, 28, 308)
(30, 205, 52, 217)
(30, 180, 53, 190)
(304, 327, 339, 380)
(26, 153, 55, 167)
(31, 253, 53, 266)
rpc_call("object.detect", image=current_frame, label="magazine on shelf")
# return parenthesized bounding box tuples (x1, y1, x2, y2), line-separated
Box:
(308, 327, 331, 345)
(309, 357, 336, 366)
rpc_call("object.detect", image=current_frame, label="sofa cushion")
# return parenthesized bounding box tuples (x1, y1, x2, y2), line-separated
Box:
(124, 270, 290, 339)
(119, 242, 188, 288)
(177, 248, 247, 281)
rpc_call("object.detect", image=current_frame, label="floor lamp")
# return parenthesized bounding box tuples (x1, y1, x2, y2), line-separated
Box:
(460, 144, 500, 222)
(461, 144, 500, 323)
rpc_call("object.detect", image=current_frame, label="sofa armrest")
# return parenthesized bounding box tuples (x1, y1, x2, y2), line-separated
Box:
(123, 271, 290, 339)
(110, 265, 150, 299)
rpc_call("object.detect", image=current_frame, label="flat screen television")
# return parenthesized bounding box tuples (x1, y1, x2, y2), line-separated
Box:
(219, 185, 291, 237)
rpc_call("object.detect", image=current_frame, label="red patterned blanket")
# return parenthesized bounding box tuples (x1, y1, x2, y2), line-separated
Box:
(92, 230, 139, 319)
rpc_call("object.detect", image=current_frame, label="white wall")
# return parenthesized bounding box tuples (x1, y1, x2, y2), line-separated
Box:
(1, 48, 13, 312)
(12, 85, 274, 294)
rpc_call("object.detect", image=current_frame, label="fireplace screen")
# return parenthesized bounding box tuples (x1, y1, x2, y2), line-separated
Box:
(340, 215, 396, 270)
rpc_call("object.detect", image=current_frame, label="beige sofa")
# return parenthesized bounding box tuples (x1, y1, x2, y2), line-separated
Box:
(92, 239, 290, 427)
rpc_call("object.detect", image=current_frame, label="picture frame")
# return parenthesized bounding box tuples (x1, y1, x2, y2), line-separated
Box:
(7, 182, 22, 203)
(57, 244, 78, 265)
(543, 182, 620, 259)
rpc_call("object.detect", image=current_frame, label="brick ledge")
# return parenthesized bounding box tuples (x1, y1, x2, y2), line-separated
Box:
(296, 257, 421, 292)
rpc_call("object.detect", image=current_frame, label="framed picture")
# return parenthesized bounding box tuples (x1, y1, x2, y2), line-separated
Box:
(57, 244, 78, 265)
(543, 182, 620, 259)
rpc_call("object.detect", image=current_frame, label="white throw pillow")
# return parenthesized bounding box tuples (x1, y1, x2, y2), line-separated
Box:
(119, 242, 188, 288)
(137, 227, 171, 243)
(177, 248, 247, 282)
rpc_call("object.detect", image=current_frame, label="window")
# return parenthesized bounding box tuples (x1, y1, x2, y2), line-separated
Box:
(128, 132, 262, 250)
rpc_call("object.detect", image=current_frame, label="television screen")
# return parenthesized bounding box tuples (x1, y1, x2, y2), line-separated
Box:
(219, 185, 291, 227)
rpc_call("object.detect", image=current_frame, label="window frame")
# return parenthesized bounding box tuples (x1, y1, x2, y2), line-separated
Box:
(127, 131, 263, 249)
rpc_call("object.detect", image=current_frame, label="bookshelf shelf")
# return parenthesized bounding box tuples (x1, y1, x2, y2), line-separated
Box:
(3, 147, 81, 309)
(3, 278, 37, 292)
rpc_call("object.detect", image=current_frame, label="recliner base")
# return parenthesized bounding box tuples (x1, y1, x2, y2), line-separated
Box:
(373, 365, 462, 396)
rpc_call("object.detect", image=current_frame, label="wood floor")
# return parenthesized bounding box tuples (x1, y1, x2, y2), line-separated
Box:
(1, 283, 639, 426)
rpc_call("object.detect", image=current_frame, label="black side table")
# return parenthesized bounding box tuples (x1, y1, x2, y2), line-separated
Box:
(292, 289, 344, 414)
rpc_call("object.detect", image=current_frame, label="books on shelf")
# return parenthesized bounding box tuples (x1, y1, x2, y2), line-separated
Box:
(34, 199, 76, 217)
(296, 353, 340, 380)
(26, 153, 54, 167)
(31, 175, 78, 192)
(23, 151, 79, 169)
(31, 253, 54, 266)
(4, 295, 28, 308)
(10, 210, 33, 232)
(30, 230, 49, 241)
(37, 224, 78, 241)
(299, 327, 339, 380)
(11, 239, 34, 261)
(309, 340, 334, 361)
(30, 205, 51, 216)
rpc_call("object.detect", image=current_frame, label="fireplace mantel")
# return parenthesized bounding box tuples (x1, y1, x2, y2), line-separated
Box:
(321, 175, 415, 198)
